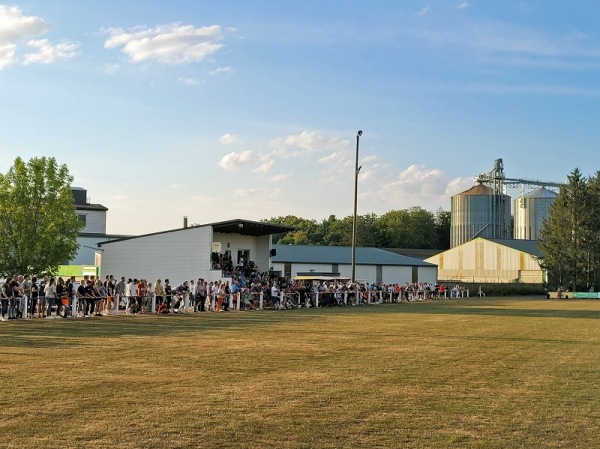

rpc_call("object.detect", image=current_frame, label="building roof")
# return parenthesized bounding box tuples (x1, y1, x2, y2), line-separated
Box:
(75, 203, 108, 212)
(384, 248, 441, 261)
(272, 244, 436, 267)
(98, 219, 294, 246)
(523, 186, 557, 199)
(458, 184, 494, 196)
(79, 233, 131, 239)
(211, 219, 293, 237)
(485, 238, 544, 258)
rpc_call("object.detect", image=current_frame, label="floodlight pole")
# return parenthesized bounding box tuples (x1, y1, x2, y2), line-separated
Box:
(351, 130, 362, 283)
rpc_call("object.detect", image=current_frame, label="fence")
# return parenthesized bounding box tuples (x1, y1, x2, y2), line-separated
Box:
(1, 287, 472, 321)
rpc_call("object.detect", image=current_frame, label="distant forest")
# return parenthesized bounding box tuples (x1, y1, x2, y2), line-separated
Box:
(264, 207, 451, 250)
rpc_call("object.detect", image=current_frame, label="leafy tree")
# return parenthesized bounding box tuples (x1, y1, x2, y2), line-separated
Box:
(356, 213, 383, 248)
(405, 206, 436, 248)
(324, 216, 353, 246)
(265, 208, 451, 250)
(434, 208, 451, 250)
(378, 209, 411, 247)
(0, 157, 82, 276)
(378, 207, 436, 249)
(266, 215, 321, 245)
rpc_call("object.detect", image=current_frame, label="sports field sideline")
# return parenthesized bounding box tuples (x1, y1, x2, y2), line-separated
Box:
(1, 297, 599, 448)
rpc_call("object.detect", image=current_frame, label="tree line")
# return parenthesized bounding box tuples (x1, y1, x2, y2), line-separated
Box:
(264, 207, 451, 250)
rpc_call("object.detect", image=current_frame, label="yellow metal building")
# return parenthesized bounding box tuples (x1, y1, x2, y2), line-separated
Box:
(425, 238, 545, 284)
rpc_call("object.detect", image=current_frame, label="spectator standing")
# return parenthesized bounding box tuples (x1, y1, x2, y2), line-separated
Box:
(45, 278, 57, 318)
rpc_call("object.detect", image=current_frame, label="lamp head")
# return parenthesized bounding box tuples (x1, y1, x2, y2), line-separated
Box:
(357, 130, 363, 137)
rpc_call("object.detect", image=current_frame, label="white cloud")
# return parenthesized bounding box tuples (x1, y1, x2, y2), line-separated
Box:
(22, 39, 80, 65)
(210, 65, 232, 76)
(255, 160, 274, 173)
(178, 76, 199, 85)
(270, 174, 287, 183)
(0, 5, 49, 43)
(103, 63, 120, 74)
(219, 133, 240, 145)
(417, 6, 431, 16)
(214, 131, 472, 217)
(374, 164, 452, 205)
(0, 6, 78, 70)
(457, 2, 469, 9)
(233, 187, 263, 198)
(103, 23, 228, 64)
(218, 150, 255, 170)
(270, 131, 349, 159)
(0, 43, 16, 70)
(444, 177, 475, 199)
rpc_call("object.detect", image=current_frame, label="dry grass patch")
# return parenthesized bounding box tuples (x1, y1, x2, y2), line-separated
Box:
(1, 298, 600, 448)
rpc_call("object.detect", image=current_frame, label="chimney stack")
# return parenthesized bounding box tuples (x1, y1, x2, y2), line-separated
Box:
(183, 216, 188, 228)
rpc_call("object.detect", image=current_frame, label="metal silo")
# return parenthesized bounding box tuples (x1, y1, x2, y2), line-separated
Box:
(451, 183, 511, 248)
(513, 187, 556, 240)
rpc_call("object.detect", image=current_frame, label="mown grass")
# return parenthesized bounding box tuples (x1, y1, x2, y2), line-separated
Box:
(1, 298, 600, 448)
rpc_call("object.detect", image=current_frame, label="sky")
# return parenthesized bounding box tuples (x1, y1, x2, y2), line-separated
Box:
(1, 1, 600, 235)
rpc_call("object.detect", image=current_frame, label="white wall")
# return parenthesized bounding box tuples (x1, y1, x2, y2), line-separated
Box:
(208, 232, 271, 281)
(73, 236, 105, 265)
(101, 227, 276, 284)
(338, 264, 376, 283)
(255, 235, 272, 271)
(272, 262, 436, 285)
(101, 226, 212, 284)
(418, 267, 438, 284)
(76, 209, 107, 234)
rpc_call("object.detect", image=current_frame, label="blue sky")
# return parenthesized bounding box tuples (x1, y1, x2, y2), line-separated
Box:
(1, 1, 599, 235)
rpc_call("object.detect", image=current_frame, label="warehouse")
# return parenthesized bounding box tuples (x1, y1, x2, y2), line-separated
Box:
(425, 238, 545, 284)
(271, 244, 438, 285)
(98, 219, 293, 284)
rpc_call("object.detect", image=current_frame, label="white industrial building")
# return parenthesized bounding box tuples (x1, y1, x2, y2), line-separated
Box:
(98, 219, 293, 284)
(70, 187, 128, 266)
(425, 237, 545, 284)
(271, 245, 438, 285)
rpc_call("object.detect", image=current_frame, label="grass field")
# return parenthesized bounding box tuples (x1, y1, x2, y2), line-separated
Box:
(1, 297, 600, 449)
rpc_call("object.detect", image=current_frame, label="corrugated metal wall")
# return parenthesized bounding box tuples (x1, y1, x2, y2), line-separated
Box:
(451, 191, 511, 247)
(426, 238, 543, 283)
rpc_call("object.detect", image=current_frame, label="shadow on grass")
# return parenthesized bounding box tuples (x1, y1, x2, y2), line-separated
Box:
(1, 298, 599, 348)
(0, 311, 322, 348)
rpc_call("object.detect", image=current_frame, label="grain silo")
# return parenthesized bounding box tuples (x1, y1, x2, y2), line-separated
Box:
(450, 183, 511, 248)
(513, 187, 556, 240)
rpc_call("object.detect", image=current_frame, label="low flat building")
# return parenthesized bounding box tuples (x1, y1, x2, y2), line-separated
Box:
(271, 244, 438, 285)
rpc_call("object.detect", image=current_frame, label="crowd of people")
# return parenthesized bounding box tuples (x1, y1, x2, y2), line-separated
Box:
(0, 271, 467, 321)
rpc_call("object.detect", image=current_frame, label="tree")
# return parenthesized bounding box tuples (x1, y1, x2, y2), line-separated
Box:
(434, 208, 451, 250)
(0, 157, 82, 276)
(265, 215, 320, 245)
(378, 207, 436, 249)
(539, 168, 596, 291)
(324, 216, 353, 246)
(585, 172, 600, 289)
(265, 207, 451, 250)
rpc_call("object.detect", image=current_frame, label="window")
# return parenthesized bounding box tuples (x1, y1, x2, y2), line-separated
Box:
(77, 214, 87, 226)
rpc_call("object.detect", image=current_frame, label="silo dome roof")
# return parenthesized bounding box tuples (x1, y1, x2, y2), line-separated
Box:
(458, 184, 494, 196)
(523, 186, 557, 199)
